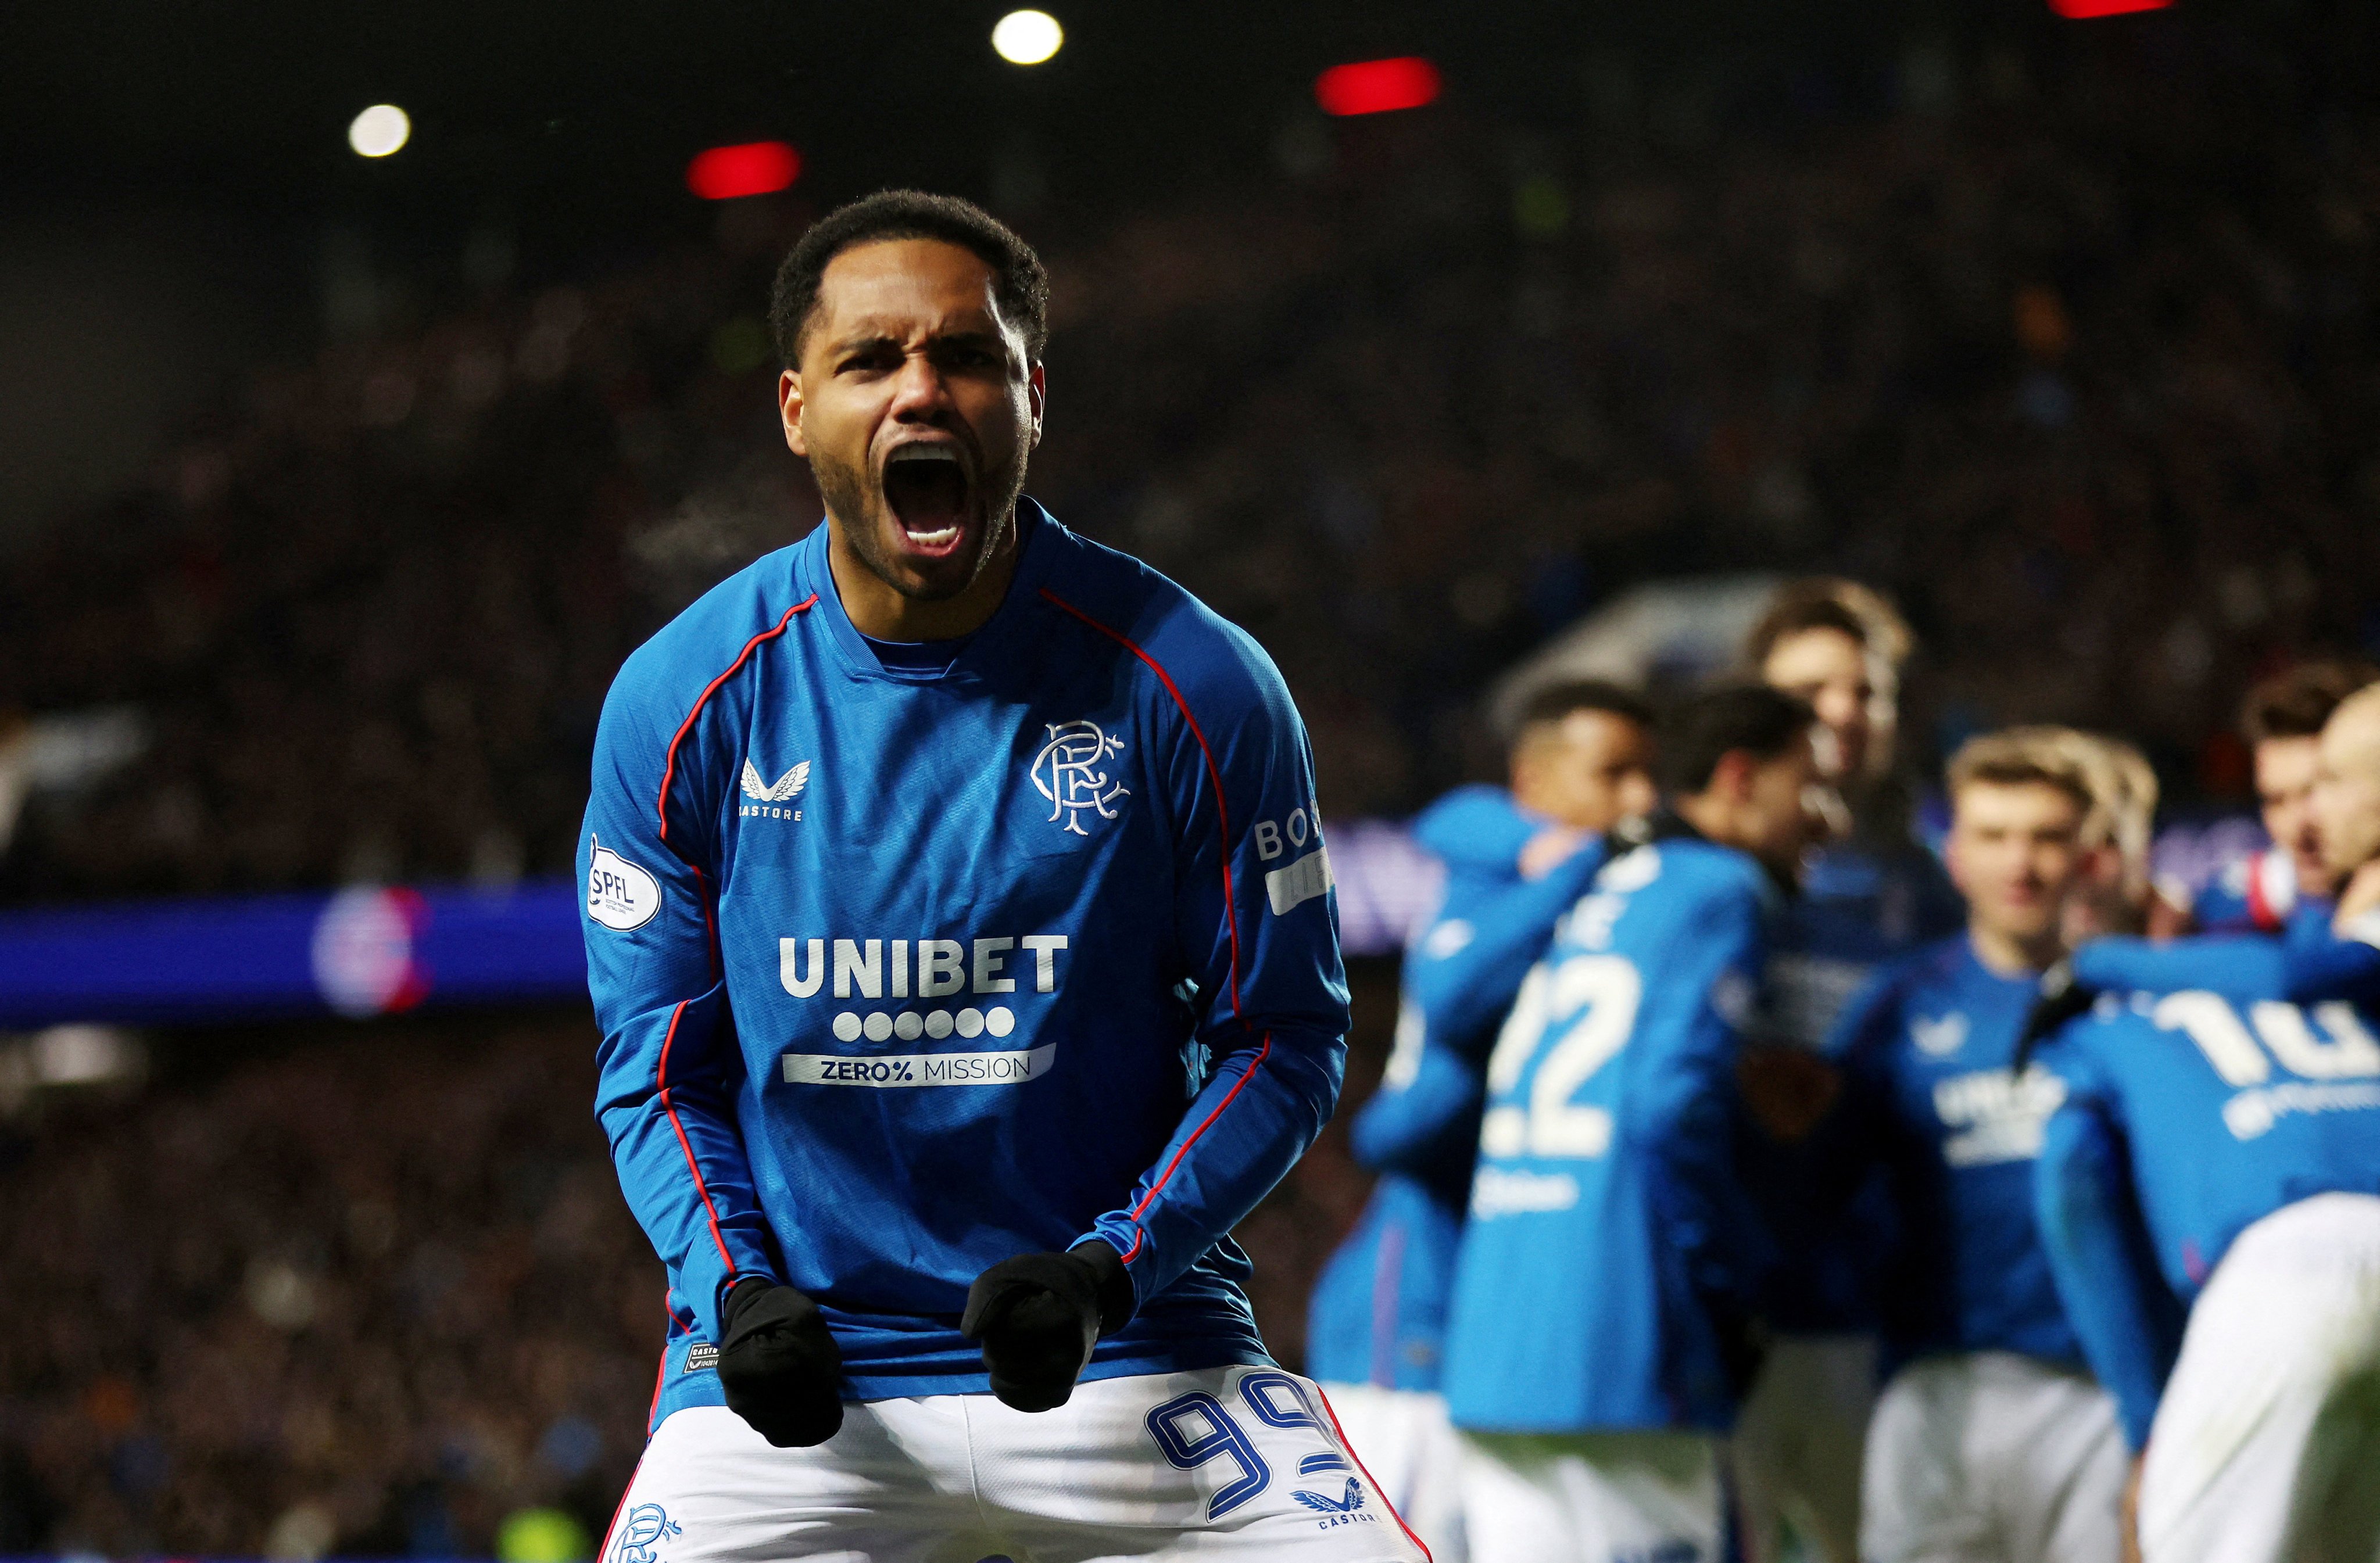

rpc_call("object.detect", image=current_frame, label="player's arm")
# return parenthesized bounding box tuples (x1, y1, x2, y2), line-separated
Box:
(583, 665, 840, 1446)
(2071, 929, 2380, 1006)
(1078, 636, 1350, 1307)
(1404, 842, 1606, 1053)
(2031, 1054, 2185, 1451)
(1349, 1030, 1483, 1176)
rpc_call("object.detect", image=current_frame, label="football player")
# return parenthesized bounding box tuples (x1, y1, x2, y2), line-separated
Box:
(581, 192, 1424, 1560)
(2031, 684, 2380, 1562)
(1827, 729, 2134, 1563)
(2183, 659, 2376, 934)
(1440, 684, 1826, 1563)
(1734, 580, 1964, 1563)
(1309, 680, 1656, 1561)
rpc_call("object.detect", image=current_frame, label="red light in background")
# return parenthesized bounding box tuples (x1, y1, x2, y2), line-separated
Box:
(1314, 58, 1442, 118)
(2048, 0, 2171, 16)
(686, 141, 801, 200)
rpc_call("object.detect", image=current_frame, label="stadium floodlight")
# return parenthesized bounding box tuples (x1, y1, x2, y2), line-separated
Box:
(992, 9, 1064, 65)
(348, 104, 411, 158)
(686, 141, 803, 200)
(1314, 57, 1442, 117)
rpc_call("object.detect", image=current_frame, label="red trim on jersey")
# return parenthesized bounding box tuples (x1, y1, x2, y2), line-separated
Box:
(1129, 1035, 1273, 1221)
(2246, 851, 2278, 932)
(1036, 588, 1244, 1019)
(1317, 1382, 1433, 1561)
(656, 999, 738, 1277)
(656, 595, 817, 845)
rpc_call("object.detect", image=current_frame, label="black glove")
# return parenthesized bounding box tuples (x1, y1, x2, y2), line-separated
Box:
(717, 1277, 844, 1447)
(961, 1241, 1135, 1413)
(2013, 959, 2099, 1074)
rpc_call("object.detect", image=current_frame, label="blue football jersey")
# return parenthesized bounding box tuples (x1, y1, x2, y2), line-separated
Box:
(2033, 988, 2380, 1444)
(1753, 831, 1964, 1333)
(1308, 787, 1602, 1391)
(581, 504, 1349, 1420)
(1443, 829, 1775, 1433)
(2072, 912, 2380, 1008)
(1833, 938, 2084, 1369)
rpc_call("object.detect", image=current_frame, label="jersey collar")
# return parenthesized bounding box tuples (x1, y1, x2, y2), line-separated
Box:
(796, 497, 1062, 686)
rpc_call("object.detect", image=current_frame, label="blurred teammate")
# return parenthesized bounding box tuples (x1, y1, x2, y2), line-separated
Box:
(1827, 729, 2132, 1563)
(1309, 682, 1656, 1560)
(2182, 660, 2377, 933)
(581, 192, 1423, 1560)
(2031, 684, 2380, 1562)
(1735, 580, 1962, 1563)
(1441, 685, 1824, 1563)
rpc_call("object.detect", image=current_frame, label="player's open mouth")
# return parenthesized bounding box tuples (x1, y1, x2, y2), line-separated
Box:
(882, 443, 972, 556)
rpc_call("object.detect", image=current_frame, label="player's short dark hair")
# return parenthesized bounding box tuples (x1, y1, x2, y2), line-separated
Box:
(1744, 578, 1913, 671)
(2239, 658, 2380, 746)
(1513, 679, 1656, 737)
(770, 189, 1051, 367)
(1656, 684, 1814, 797)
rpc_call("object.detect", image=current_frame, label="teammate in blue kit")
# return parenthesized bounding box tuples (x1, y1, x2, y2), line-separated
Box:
(1733, 580, 1963, 1563)
(1309, 682, 1656, 1561)
(2030, 684, 2380, 1563)
(2180, 661, 2374, 934)
(579, 192, 1425, 1561)
(1826, 729, 2134, 1563)
(1441, 684, 1826, 1563)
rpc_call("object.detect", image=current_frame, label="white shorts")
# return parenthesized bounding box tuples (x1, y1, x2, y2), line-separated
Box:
(604, 1366, 1430, 1563)
(2139, 1192, 2380, 1563)
(1457, 1428, 1720, 1563)
(1861, 1352, 2127, 1563)
(1728, 1333, 1876, 1563)
(1318, 1383, 1466, 1563)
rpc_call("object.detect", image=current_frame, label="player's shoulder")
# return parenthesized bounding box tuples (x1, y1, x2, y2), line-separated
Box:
(1612, 833, 1768, 927)
(606, 538, 814, 729)
(1412, 785, 1533, 870)
(1029, 508, 1297, 725)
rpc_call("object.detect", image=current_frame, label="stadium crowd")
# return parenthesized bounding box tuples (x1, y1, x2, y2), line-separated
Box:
(4, 26, 2380, 1563)
(4, 36, 2380, 900)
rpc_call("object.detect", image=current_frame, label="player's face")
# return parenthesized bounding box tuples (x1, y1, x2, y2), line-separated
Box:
(2254, 736, 2327, 890)
(781, 238, 1045, 606)
(1511, 711, 1656, 834)
(1763, 628, 1892, 785)
(1946, 781, 2087, 948)
(1737, 730, 1828, 881)
(2311, 715, 2380, 878)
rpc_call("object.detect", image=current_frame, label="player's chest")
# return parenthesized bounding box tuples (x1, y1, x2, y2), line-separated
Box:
(713, 667, 1165, 910)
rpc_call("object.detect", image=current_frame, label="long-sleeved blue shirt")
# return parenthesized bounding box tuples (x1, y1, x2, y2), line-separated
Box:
(1830, 937, 2085, 1371)
(581, 504, 1349, 1422)
(2071, 909, 2380, 1008)
(1443, 826, 1776, 1433)
(1307, 787, 1603, 1391)
(2032, 984, 2380, 1447)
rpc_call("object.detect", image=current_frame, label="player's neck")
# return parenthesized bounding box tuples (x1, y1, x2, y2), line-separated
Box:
(827, 511, 1024, 641)
(1968, 921, 2059, 977)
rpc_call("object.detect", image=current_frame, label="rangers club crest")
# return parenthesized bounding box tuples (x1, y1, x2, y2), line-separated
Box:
(610, 1504, 681, 1563)
(1031, 719, 1129, 836)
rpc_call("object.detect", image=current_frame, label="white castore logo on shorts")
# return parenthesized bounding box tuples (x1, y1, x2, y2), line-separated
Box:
(1031, 719, 1128, 836)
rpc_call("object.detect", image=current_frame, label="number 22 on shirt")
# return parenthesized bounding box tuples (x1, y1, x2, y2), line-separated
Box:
(1479, 953, 1644, 1160)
